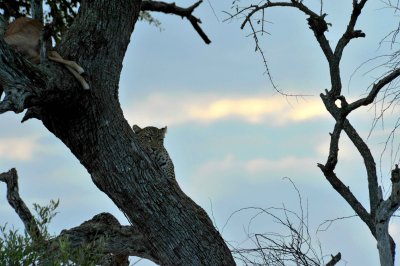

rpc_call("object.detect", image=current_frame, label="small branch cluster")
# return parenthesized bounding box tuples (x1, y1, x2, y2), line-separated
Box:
(141, 0, 211, 44)
(226, 179, 341, 266)
(225, 0, 370, 97)
(224, 0, 330, 96)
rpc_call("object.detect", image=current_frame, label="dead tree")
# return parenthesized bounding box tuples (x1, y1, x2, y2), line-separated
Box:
(227, 0, 400, 265)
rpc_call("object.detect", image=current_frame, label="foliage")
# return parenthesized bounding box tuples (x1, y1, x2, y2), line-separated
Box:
(0, 0, 161, 44)
(0, 200, 104, 265)
(139, 9, 162, 29)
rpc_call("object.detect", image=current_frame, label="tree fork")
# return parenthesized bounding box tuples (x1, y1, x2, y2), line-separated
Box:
(43, 0, 234, 264)
(0, 0, 234, 264)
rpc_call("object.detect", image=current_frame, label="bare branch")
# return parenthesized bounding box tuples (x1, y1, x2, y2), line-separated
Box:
(317, 162, 375, 235)
(320, 89, 380, 221)
(0, 168, 43, 241)
(334, 0, 367, 60)
(226, 1, 336, 96)
(375, 165, 400, 223)
(225, 179, 341, 265)
(348, 67, 400, 111)
(233, 1, 334, 62)
(317, 215, 358, 233)
(325, 252, 341, 266)
(224, 1, 323, 96)
(326, 1, 368, 96)
(231, 1, 371, 97)
(342, 120, 379, 218)
(316, 92, 376, 233)
(239, 1, 318, 30)
(324, 120, 343, 172)
(141, 0, 211, 44)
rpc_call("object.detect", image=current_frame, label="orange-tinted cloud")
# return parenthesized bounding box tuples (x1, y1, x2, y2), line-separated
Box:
(124, 93, 327, 126)
(0, 137, 41, 161)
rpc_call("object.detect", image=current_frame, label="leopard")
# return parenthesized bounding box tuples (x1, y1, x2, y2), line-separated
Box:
(133, 125, 213, 224)
(132, 124, 175, 181)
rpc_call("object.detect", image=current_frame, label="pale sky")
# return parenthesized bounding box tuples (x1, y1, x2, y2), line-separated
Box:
(1, 1, 400, 265)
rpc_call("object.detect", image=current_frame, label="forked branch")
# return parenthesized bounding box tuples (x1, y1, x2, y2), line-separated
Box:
(317, 87, 381, 236)
(334, 0, 367, 60)
(228, 1, 333, 63)
(141, 0, 211, 44)
(225, 0, 336, 95)
(238, 1, 318, 30)
(231, 0, 370, 97)
(342, 120, 379, 218)
(0, 168, 42, 241)
(316, 118, 375, 234)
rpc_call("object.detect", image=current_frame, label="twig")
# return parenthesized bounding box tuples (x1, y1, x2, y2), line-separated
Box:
(325, 252, 341, 266)
(224, 179, 340, 265)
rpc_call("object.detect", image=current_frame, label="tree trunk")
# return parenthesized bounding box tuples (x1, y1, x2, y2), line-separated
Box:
(0, 0, 235, 265)
(376, 221, 395, 266)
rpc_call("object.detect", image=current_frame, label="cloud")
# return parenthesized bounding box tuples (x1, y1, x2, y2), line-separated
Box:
(186, 155, 321, 199)
(0, 136, 42, 161)
(244, 156, 318, 176)
(184, 154, 244, 200)
(192, 154, 237, 180)
(123, 92, 328, 127)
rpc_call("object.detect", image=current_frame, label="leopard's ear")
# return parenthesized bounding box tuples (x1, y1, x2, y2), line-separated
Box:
(159, 126, 167, 138)
(132, 124, 142, 133)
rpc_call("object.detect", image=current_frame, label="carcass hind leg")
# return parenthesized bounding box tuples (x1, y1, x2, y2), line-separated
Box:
(48, 51, 85, 74)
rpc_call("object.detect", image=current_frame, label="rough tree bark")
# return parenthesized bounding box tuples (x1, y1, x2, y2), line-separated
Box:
(0, 0, 235, 265)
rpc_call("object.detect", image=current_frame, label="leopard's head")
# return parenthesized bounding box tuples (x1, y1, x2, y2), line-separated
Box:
(133, 125, 167, 149)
